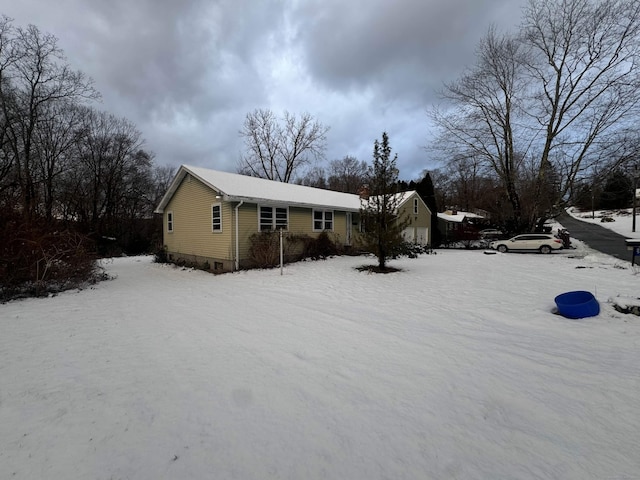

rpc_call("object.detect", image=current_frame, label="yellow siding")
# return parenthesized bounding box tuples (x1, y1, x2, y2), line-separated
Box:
(287, 207, 306, 234)
(163, 178, 361, 269)
(163, 174, 233, 261)
(236, 202, 258, 261)
(289, 207, 349, 245)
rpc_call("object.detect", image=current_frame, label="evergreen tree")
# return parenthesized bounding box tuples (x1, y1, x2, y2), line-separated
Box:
(359, 132, 406, 270)
(600, 170, 633, 210)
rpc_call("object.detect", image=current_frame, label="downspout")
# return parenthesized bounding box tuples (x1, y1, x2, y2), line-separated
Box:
(235, 200, 244, 271)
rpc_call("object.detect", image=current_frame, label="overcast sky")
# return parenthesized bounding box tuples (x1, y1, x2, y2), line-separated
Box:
(1, 0, 526, 181)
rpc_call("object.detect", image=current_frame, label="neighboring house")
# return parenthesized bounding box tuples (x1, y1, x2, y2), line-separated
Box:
(155, 165, 433, 271)
(387, 191, 433, 246)
(155, 165, 363, 271)
(437, 209, 484, 243)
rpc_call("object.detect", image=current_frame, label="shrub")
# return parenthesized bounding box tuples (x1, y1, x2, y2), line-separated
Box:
(390, 241, 434, 259)
(248, 231, 343, 268)
(248, 231, 281, 268)
(154, 246, 169, 264)
(299, 231, 340, 260)
(0, 212, 99, 301)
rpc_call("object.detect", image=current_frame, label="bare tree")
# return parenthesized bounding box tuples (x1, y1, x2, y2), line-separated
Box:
(327, 155, 368, 193)
(151, 164, 176, 209)
(238, 109, 329, 183)
(68, 108, 144, 229)
(296, 165, 327, 189)
(432, 27, 527, 227)
(0, 19, 99, 219)
(33, 100, 84, 220)
(432, 0, 640, 231)
(521, 0, 640, 224)
(0, 17, 16, 197)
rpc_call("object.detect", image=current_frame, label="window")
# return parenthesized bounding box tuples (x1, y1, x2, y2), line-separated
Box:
(167, 211, 174, 232)
(413, 198, 419, 215)
(259, 206, 288, 231)
(212, 203, 222, 232)
(313, 210, 333, 231)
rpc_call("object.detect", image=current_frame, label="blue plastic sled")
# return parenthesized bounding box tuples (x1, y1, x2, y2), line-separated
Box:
(554, 291, 600, 319)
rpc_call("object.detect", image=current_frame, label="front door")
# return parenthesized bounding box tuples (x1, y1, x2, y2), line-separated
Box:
(346, 212, 352, 245)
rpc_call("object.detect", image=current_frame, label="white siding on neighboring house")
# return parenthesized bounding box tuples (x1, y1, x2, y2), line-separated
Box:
(402, 226, 429, 245)
(416, 227, 428, 245)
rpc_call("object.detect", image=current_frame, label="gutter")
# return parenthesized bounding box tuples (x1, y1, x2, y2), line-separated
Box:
(224, 194, 360, 212)
(235, 200, 244, 271)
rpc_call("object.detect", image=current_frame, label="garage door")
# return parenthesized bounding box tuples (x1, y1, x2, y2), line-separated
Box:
(415, 227, 428, 245)
(402, 227, 414, 243)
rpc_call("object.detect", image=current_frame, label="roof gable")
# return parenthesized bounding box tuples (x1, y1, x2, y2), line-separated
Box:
(364, 190, 432, 216)
(155, 165, 362, 213)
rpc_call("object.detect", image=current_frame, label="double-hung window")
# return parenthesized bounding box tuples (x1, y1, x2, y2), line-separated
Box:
(259, 206, 288, 231)
(212, 203, 222, 232)
(313, 210, 333, 231)
(413, 198, 419, 215)
(167, 211, 174, 232)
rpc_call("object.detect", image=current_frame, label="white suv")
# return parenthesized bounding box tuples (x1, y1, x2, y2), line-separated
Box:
(490, 234, 563, 254)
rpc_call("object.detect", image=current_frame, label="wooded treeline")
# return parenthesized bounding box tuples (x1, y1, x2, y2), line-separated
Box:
(0, 17, 173, 297)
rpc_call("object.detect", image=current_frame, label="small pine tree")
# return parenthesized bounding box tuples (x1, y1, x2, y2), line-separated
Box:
(359, 132, 406, 270)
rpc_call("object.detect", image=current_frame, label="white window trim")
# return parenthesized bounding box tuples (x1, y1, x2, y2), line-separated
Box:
(258, 205, 289, 231)
(313, 209, 334, 232)
(211, 202, 222, 233)
(413, 198, 419, 215)
(167, 211, 174, 233)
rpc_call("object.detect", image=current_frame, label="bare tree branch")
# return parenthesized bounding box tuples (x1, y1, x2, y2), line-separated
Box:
(238, 109, 329, 183)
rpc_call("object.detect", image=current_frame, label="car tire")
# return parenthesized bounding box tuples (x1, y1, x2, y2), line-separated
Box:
(539, 245, 551, 254)
(497, 245, 508, 253)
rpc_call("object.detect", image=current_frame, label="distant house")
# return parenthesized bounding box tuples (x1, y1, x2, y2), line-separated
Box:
(380, 191, 432, 246)
(155, 165, 433, 271)
(437, 209, 484, 243)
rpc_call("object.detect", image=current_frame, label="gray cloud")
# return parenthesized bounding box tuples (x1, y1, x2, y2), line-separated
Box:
(1, 0, 525, 181)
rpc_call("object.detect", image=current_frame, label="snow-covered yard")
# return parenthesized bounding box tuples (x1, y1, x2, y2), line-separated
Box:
(1, 234, 639, 479)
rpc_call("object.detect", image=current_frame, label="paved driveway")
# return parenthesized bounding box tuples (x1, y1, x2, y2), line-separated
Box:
(557, 212, 633, 262)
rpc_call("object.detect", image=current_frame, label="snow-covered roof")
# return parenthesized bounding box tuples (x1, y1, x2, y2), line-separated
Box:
(437, 210, 484, 223)
(155, 165, 362, 213)
(364, 191, 426, 214)
(391, 191, 414, 205)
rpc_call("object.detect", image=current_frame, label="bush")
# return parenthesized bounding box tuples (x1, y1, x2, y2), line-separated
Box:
(0, 212, 99, 301)
(390, 241, 434, 259)
(154, 246, 169, 263)
(299, 231, 341, 260)
(248, 231, 342, 269)
(248, 231, 281, 268)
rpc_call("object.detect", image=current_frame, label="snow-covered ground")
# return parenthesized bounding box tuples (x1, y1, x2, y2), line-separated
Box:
(2, 228, 640, 479)
(568, 206, 640, 239)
